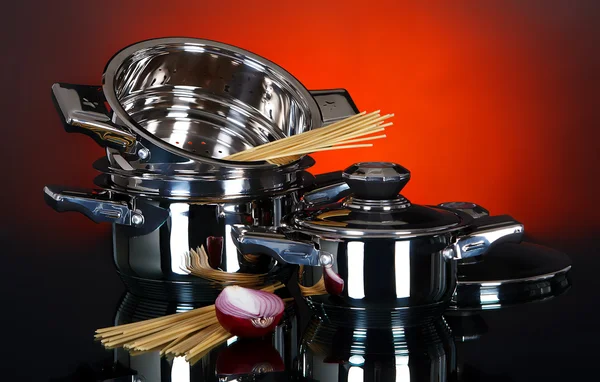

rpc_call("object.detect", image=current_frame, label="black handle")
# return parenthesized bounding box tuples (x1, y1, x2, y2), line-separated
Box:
(44, 185, 134, 225)
(43, 185, 170, 236)
(231, 225, 324, 266)
(51, 83, 141, 155)
(309, 89, 360, 125)
(313, 170, 343, 188)
(454, 215, 524, 260)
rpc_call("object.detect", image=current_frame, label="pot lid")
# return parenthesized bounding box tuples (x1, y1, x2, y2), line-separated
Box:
(289, 162, 473, 238)
(449, 242, 572, 311)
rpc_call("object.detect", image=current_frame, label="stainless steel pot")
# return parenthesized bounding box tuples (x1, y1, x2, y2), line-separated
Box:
(43, 168, 352, 302)
(232, 162, 525, 327)
(51, 37, 359, 174)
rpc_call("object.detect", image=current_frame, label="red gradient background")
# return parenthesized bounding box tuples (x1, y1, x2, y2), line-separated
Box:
(2, 0, 599, 243)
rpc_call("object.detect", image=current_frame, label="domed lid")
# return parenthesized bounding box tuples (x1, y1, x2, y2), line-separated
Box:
(289, 162, 473, 239)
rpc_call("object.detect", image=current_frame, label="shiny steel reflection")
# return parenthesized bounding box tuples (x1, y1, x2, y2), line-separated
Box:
(395, 241, 411, 298)
(347, 241, 366, 299)
(298, 317, 454, 382)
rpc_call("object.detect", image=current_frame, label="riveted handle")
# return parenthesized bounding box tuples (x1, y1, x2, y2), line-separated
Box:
(453, 215, 524, 259)
(51, 83, 145, 157)
(231, 225, 332, 267)
(43, 185, 169, 236)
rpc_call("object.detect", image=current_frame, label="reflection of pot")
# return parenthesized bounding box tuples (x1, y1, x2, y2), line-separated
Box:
(216, 339, 285, 379)
(297, 317, 457, 382)
(111, 292, 298, 382)
(234, 162, 524, 327)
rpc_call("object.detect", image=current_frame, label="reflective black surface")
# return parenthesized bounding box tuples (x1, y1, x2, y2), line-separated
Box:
(1, 230, 598, 381)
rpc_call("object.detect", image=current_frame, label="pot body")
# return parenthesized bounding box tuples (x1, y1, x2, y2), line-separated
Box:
(112, 194, 300, 303)
(302, 234, 457, 328)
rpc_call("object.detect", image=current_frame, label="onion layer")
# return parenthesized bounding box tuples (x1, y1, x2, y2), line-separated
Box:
(215, 285, 285, 338)
(323, 265, 344, 296)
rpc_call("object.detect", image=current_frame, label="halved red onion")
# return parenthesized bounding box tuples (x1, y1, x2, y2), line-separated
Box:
(215, 286, 285, 338)
(323, 265, 344, 296)
(216, 338, 285, 376)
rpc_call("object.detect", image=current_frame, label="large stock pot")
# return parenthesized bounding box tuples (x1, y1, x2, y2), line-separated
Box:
(233, 162, 525, 328)
(43, 167, 352, 303)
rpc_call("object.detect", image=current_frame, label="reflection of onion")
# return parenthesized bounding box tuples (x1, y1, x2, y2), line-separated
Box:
(215, 286, 284, 338)
(216, 338, 285, 376)
(206, 236, 223, 269)
(323, 265, 344, 295)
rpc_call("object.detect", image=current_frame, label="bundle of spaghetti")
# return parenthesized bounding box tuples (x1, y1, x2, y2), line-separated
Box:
(181, 246, 268, 288)
(95, 282, 285, 364)
(297, 265, 328, 297)
(95, 270, 331, 364)
(223, 110, 393, 165)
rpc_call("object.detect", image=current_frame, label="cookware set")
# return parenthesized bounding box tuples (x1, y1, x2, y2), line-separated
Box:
(233, 162, 524, 327)
(44, 37, 568, 329)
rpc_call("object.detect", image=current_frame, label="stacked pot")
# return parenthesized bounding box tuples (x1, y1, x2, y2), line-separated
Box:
(44, 37, 360, 302)
(45, 37, 528, 328)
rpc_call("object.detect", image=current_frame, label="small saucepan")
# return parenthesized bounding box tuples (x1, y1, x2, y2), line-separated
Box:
(232, 162, 524, 327)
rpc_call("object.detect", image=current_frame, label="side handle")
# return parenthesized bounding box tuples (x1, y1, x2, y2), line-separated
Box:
(230, 225, 330, 266)
(43, 185, 169, 236)
(453, 215, 524, 259)
(51, 83, 145, 156)
(309, 89, 360, 125)
(301, 170, 351, 209)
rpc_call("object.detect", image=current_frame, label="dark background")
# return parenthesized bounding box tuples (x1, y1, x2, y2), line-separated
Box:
(1, 0, 598, 379)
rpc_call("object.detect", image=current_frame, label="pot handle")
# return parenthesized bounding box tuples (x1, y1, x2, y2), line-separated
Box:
(452, 215, 524, 259)
(43, 185, 169, 236)
(230, 225, 332, 267)
(51, 83, 145, 156)
(309, 89, 360, 124)
(302, 170, 351, 208)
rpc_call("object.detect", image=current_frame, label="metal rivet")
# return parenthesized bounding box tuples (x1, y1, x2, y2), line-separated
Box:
(319, 252, 333, 266)
(442, 247, 455, 260)
(131, 214, 144, 226)
(137, 148, 150, 160)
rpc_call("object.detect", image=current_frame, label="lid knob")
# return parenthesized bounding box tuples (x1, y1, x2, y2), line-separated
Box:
(342, 162, 411, 200)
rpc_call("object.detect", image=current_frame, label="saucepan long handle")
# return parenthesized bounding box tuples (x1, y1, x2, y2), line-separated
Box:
(51, 83, 143, 156)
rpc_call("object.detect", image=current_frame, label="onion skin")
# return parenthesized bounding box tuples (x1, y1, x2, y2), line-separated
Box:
(216, 309, 283, 338)
(216, 338, 285, 376)
(323, 265, 344, 296)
